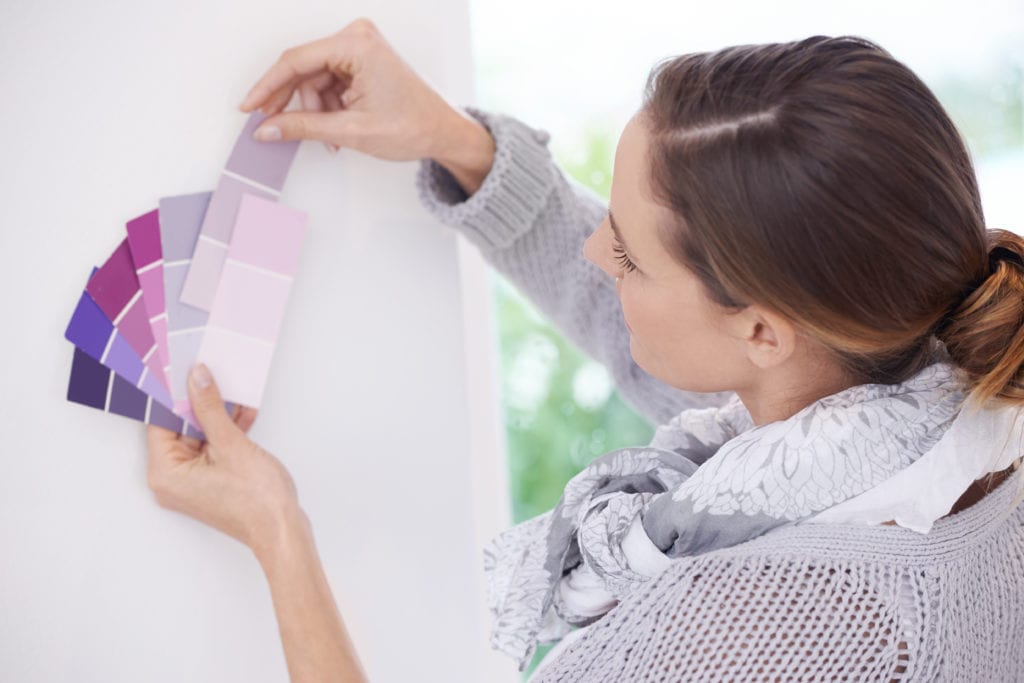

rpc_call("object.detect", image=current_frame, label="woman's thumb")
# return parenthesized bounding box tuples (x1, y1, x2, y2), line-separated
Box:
(254, 110, 358, 145)
(188, 364, 242, 444)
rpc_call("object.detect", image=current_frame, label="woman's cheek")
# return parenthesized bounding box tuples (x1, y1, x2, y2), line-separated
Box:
(619, 285, 641, 333)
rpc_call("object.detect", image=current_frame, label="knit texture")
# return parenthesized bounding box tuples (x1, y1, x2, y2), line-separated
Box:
(414, 107, 1024, 681)
(528, 469, 1024, 682)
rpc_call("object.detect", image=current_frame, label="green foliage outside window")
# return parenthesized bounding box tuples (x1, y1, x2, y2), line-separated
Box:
(494, 120, 653, 526)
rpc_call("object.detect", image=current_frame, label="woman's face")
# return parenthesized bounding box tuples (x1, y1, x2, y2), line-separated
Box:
(583, 112, 755, 395)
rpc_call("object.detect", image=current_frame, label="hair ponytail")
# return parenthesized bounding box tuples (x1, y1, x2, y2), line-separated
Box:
(935, 228, 1024, 412)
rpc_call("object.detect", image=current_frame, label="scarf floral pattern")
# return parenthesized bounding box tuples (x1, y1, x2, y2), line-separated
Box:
(483, 360, 970, 671)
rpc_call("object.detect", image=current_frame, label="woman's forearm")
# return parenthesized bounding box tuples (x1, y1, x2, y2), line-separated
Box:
(433, 108, 496, 196)
(254, 507, 369, 683)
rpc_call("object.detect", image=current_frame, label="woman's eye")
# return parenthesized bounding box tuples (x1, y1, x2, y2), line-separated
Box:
(611, 241, 638, 273)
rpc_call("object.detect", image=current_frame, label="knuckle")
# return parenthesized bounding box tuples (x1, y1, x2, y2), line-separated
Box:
(350, 17, 378, 36)
(346, 18, 377, 46)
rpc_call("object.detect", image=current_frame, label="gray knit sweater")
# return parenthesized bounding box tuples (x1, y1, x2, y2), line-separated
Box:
(414, 107, 1024, 681)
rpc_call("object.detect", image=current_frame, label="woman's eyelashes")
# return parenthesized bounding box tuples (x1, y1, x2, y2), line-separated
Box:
(611, 240, 638, 274)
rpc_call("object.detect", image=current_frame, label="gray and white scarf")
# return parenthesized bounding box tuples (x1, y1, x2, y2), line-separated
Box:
(483, 358, 1024, 671)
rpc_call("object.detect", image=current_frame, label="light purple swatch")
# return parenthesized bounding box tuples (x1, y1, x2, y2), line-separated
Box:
(160, 191, 212, 427)
(179, 111, 299, 312)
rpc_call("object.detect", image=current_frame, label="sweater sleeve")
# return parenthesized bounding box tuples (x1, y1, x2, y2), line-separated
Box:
(414, 106, 733, 427)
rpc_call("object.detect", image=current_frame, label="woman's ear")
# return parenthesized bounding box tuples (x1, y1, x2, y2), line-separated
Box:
(733, 305, 799, 370)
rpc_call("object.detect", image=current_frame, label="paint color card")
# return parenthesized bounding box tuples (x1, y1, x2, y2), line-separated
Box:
(159, 191, 212, 426)
(196, 193, 307, 408)
(67, 345, 201, 437)
(65, 285, 175, 413)
(179, 111, 299, 312)
(126, 208, 171, 390)
(86, 239, 169, 394)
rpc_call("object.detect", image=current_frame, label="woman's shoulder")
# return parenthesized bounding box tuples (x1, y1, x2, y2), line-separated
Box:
(712, 464, 1024, 565)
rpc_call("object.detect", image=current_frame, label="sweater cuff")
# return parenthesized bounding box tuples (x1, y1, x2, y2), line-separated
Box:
(415, 105, 557, 252)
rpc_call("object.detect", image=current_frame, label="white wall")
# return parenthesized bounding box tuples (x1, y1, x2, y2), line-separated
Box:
(0, 1, 516, 680)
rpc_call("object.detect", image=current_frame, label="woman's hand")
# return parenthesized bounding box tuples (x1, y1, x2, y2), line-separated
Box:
(240, 18, 462, 159)
(238, 18, 495, 193)
(148, 367, 367, 681)
(146, 364, 302, 560)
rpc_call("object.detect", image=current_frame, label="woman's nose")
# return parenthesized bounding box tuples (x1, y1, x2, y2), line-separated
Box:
(584, 223, 615, 277)
(583, 229, 598, 265)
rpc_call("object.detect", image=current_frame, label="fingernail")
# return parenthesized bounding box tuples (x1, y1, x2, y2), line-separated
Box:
(191, 364, 212, 389)
(240, 88, 261, 111)
(254, 125, 281, 142)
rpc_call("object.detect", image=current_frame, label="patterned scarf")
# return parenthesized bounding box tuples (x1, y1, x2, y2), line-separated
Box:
(483, 359, 987, 671)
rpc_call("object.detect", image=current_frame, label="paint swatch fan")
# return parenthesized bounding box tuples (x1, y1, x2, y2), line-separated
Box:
(64, 113, 306, 438)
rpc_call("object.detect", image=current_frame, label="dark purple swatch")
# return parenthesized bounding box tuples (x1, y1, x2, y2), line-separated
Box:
(109, 373, 148, 420)
(67, 346, 190, 434)
(64, 290, 113, 359)
(67, 346, 110, 410)
(65, 284, 174, 411)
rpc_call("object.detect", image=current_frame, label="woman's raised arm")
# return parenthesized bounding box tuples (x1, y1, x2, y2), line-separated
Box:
(238, 17, 731, 426)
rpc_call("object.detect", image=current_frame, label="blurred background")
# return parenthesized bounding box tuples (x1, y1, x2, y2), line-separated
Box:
(461, 1, 1024, 676)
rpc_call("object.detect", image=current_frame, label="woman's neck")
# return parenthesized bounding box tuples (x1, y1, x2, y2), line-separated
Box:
(734, 340, 858, 426)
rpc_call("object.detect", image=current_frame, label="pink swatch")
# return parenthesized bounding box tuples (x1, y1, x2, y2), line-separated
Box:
(195, 193, 307, 408)
(125, 209, 171, 391)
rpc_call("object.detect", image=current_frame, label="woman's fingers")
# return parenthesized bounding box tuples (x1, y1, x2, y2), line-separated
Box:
(239, 17, 462, 162)
(261, 85, 300, 118)
(322, 87, 342, 112)
(187, 364, 245, 446)
(146, 424, 179, 451)
(235, 407, 259, 434)
(257, 109, 364, 145)
(239, 22, 370, 113)
(299, 78, 324, 112)
(263, 68, 338, 116)
(240, 42, 327, 112)
(297, 77, 342, 154)
(329, 79, 351, 107)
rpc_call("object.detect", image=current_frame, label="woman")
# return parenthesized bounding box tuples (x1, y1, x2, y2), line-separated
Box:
(146, 18, 1024, 681)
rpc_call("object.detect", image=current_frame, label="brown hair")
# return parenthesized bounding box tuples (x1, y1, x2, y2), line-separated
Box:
(640, 35, 1024, 412)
